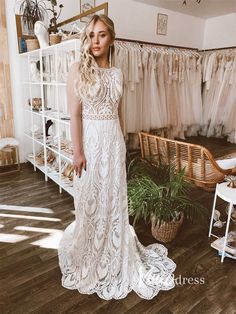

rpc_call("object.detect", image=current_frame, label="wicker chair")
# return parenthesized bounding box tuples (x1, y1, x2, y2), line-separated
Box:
(139, 132, 236, 191)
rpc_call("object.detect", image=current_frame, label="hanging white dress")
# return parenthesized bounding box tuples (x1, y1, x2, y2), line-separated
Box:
(58, 66, 176, 300)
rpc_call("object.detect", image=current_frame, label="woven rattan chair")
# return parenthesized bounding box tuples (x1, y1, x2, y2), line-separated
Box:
(139, 132, 236, 191)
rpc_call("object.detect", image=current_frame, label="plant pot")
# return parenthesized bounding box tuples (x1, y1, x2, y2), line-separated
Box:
(151, 212, 184, 243)
(49, 34, 62, 45)
(26, 39, 40, 51)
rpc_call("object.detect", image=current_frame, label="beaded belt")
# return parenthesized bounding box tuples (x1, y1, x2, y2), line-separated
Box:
(82, 113, 118, 120)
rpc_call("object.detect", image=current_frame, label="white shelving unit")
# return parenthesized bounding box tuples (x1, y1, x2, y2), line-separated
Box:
(21, 39, 81, 197)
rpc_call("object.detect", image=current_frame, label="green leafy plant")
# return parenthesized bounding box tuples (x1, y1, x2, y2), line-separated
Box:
(19, 0, 47, 33)
(127, 157, 207, 227)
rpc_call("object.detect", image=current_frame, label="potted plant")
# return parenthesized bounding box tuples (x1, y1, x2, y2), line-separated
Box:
(46, 0, 64, 45)
(127, 157, 207, 243)
(18, 0, 47, 50)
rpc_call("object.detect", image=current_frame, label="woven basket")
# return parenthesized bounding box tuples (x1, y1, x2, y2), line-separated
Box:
(151, 212, 184, 243)
(49, 34, 62, 45)
(26, 39, 40, 51)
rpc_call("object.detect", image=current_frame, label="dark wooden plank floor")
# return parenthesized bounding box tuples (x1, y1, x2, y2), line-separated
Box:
(0, 137, 236, 314)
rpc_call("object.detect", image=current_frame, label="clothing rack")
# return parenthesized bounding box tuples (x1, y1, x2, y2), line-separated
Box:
(116, 38, 236, 53)
(115, 37, 199, 51)
(199, 46, 236, 52)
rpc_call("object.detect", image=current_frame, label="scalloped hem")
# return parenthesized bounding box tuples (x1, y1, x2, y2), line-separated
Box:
(60, 274, 176, 300)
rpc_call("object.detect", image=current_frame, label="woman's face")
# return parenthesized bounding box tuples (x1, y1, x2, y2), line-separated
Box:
(89, 20, 112, 59)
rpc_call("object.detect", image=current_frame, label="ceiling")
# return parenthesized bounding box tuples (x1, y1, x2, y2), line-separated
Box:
(134, 0, 236, 18)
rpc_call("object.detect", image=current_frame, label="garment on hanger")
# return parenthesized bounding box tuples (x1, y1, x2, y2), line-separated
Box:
(114, 41, 203, 146)
(201, 50, 236, 143)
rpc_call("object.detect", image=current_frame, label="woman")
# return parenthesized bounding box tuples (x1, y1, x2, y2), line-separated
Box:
(58, 14, 176, 300)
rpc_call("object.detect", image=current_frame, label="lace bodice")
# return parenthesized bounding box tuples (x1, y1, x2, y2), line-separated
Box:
(76, 67, 123, 120)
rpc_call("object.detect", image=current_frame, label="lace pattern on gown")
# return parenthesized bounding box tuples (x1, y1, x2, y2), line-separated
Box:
(58, 66, 176, 300)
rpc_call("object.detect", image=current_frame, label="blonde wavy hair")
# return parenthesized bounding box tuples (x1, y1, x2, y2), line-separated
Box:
(76, 14, 116, 95)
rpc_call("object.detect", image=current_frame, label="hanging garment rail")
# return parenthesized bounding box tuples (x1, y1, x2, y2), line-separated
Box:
(199, 46, 236, 52)
(116, 38, 236, 53)
(115, 37, 198, 51)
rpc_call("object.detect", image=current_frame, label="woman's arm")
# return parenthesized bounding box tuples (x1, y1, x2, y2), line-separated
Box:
(118, 70, 125, 136)
(67, 63, 86, 177)
(118, 99, 124, 136)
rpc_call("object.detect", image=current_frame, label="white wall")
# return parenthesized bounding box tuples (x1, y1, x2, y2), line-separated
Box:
(96, 0, 205, 49)
(203, 13, 236, 49)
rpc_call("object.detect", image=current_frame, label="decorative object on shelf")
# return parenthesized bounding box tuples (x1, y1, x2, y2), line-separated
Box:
(18, 0, 46, 34)
(49, 33, 62, 45)
(47, 0, 64, 34)
(46, 135, 59, 148)
(61, 116, 70, 121)
(61, 23, 83, 41)
(157, 13, 168, 36)
(25, 38, 40, 51)
(33, 149, 45, 165)
(30, 60, 40, 81)
(20, 37, 27, 53)
(61, 163, 74, 182)
(15, 14, 33, 52)
(212, 209, 226, 228)
(56, 3, 108, 40)
(80, 0, 95, 23)
(34, 20, 49, 47)
(127, 158, 207, 243)
(16, 0, 47, 51)
(182, 0, 201, 5)
(30, 124, 41, 135)
(45, 119, 53, 137)
(225, 204, 236, 220)
(225, 175, 236, 188)
(47, 150, 56, 164)
(211, 231, 236, 258)
(28, 97, 42, 111)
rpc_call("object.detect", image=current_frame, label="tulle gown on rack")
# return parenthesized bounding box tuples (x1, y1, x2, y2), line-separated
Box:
(58, 66, 176, 300)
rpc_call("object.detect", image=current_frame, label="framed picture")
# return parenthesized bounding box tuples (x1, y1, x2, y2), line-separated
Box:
(80, 0, 96, 23)
(157, 13, 168, 35)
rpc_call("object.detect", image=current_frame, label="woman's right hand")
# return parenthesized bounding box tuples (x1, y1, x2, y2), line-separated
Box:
(73, 152, 87, 178)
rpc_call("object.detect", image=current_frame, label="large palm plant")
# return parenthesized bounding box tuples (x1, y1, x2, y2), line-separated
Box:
(127, 157, 207, 228)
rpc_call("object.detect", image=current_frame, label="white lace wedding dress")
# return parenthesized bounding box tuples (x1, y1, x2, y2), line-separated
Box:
(58, 66, 176, 300)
